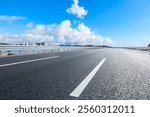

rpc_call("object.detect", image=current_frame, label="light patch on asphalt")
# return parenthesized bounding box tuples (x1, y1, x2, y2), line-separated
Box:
(70, 58, 106, 97)
(109, 50, 113, 53)
(85, 51, 94, 53)
(0, 56, 60, 68)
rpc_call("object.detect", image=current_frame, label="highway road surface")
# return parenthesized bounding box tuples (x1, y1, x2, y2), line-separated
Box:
(0, 48, 150, 100)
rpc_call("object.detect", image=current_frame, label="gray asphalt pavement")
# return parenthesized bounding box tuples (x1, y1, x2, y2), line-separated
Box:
(0, 48, 150, 100)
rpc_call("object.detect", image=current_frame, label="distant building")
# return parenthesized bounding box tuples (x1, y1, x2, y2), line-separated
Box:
(16, 43, 35, 46)
(16, 42, 53, 46)
(148, 44, 150, 47)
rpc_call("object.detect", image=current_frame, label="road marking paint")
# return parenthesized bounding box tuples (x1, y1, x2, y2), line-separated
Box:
(70, 58, 106, 97)
(0, 56, 60, 68)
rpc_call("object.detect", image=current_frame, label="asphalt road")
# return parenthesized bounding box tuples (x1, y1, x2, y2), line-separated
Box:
(0, 48, 150, 100)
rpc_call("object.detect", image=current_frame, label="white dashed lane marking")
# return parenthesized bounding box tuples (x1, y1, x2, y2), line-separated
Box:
(0, 56, 60, 68)
(70, 58, 106, 97)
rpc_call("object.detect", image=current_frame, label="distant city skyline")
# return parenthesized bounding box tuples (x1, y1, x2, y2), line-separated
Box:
(0, 0, 150, 47)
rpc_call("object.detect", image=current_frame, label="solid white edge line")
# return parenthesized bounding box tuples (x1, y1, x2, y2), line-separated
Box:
(69, 58, 106, 98)
(0, 56, 60, 68)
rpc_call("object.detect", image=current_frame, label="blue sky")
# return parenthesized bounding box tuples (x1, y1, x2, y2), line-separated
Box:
(0, 0, 150, 46)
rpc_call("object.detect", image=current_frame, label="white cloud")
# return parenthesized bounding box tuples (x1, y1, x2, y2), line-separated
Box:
(0, 27, 3, 33)
(0, 20, 112, 46)
(66, 0, 88, 19)
(31, 25, 47, 35)
(20, 33, 54, 43)
(0, 33, 20, 43)
(0, 15, 26, 23)
(26, 22, 34, 28)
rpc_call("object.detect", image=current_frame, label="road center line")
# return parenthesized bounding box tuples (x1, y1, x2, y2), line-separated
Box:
(0, 56, 60, 68)
(70, 58, 106, 98)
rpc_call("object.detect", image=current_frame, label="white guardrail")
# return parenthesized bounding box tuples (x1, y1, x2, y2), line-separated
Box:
(0, 45, 84, 56)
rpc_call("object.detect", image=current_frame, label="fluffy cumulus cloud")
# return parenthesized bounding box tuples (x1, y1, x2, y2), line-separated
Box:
(0, 15, 26, 23)
(0, 33, 20, 43)
(0, 27, 3, 33)
(0, 20, 112, 46)
(26, 22, 34, 28)
(66, 0, 88, 19)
